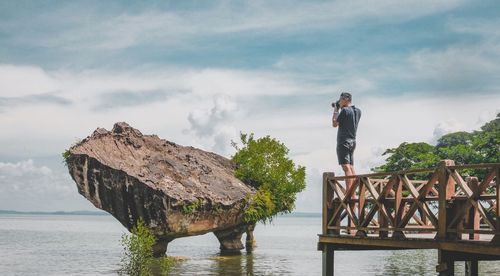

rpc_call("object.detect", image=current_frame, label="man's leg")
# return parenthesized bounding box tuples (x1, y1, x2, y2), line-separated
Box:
(341, 164, 354, 190)
(341, 164, 355, 233)
(350, 165, 356, 176)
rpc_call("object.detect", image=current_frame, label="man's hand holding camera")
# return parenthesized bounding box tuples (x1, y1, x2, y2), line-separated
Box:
(332, 99, 342, 127)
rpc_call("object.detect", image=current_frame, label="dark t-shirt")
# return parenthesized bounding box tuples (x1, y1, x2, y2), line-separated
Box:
(337, 105, 361, 143)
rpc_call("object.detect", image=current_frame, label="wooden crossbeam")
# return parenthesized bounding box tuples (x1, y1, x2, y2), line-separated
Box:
(401, 175, 438, 227)
(329, 179, 359, 226)
(478, 169, 497, 196)
(394, 177, 404, 227)
(358, 178, 366, 221)
(379, 175, 398, 200)
(450, 170, 473, 198)
(329, 180, 359, 217)
(359, 204, 379, 227)
(362, 177, 394, 226)
(328, 181, 346, 226)
(448, 169, 497, 229)
(397, 170, 439, 228)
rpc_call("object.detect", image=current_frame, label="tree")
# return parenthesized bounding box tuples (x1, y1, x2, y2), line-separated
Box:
(472, 113, 499, 164)
(231, 133, 306, 223)
(373, 142, 440, 178)
(436, 131, 478, 166)
(373, 113, 500, 178)
(436, 131, 473, 148)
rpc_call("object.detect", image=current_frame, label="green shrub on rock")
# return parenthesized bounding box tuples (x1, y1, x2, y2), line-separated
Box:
(231, 133, 306, 223)
(119, 219, 176, 276)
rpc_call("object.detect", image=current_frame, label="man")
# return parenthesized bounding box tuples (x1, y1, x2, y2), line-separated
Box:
(332, 92, 361, 179)
(332, 92, 361, 231)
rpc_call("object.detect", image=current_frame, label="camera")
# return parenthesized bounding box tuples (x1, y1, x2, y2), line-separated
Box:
(331, 92, 351, 109)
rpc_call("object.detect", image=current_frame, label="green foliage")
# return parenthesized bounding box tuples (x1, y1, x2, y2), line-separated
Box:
(120, 219, 156, 275)
(474, 113, 500, 163)
(231, 133, 306, 223)
(157, 257, 176, 275)
(374, 142, 440, 175)
(181, 200, 200, 215)
(373, 113, 500, 179)
(61, 149, 71, 166)
(212, 203, 223, 215)
(62, 138, 82, 166)
(243, 189, 275, 223)
(119, 219, 176, 276)
(436, 131, 473, 149)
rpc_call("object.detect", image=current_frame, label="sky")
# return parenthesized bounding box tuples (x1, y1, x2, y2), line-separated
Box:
(0, 0, 499, 213)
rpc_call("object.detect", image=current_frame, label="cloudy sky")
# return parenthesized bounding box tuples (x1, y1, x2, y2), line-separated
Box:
(0, 0, 499, 212)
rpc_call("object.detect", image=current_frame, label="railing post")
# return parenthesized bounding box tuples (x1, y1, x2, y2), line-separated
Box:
(379, 182, 388, 238)
(393, 175, 405, 239)
(323, 172, 334, 235)
(492, 167, 500, 244)
(437, 160, 455, 240)
(466, 177, 480, 241)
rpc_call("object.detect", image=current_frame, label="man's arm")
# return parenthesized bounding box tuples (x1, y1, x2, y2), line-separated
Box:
(332, 108, 340, 128)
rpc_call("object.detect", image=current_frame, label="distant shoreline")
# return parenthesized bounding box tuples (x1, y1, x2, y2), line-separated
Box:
(0, 209, 321, 217)
(0, 210, 109, 216)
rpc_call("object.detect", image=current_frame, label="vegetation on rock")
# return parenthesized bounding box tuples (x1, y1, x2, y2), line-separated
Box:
(181, 200, 201, 215)
(119, 219, 176, 276)
(62, 149, 71, 166)
(231, 133, 306, 223)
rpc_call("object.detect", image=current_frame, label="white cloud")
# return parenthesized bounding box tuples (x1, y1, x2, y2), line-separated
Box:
(0, 64, 316, 159)
(186, 94, 239, 155)
(0, 159, 52, 177)
(18, 0, 465, 51)
(477, 109, 500, 127)
(431, 119, 464, 144)
(407, 44, 500, 89)
(0, 159, 91, 211)
(0, 62, 499, 213)
(448, 18, 500, 38)
(0, 64, 59, 97)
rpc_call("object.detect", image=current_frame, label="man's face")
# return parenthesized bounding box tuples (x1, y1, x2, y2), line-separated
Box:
(339, 97, 349, 107)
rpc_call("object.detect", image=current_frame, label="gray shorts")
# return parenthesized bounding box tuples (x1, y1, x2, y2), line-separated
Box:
(337, 140, 356, 165)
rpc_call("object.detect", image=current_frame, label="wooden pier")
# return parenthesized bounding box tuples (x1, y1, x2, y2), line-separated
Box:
(318, 160, 500, 275)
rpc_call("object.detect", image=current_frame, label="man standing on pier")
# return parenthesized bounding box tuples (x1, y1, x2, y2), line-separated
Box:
(332, 92, 361, 229)
(332, 92, 361, 179)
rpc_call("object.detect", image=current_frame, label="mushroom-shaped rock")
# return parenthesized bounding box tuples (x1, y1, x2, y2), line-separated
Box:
(65, 122, 255, 256)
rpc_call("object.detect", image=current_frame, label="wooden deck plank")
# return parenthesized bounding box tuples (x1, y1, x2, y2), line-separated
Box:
(318, 234, 500, 256)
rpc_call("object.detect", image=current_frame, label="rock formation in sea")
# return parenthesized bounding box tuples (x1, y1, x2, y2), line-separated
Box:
(65, 122, 256, 256)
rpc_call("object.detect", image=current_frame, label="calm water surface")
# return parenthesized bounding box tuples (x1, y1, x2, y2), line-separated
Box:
(1, 214, 499, 275)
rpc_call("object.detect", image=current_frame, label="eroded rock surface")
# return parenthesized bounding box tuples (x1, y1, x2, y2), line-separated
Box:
(65, 122, 255, 255)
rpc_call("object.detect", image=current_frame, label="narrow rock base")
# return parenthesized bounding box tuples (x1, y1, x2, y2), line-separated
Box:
(152, 238, 171, 257)
(245, 223, 257, 252)
(213, 224, 248, 254)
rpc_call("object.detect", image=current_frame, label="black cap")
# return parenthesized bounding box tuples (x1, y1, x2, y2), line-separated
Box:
(340, 92, 352, 101)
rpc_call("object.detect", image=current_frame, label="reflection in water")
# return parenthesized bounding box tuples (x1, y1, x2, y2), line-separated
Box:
(212, 253, 244, 275)
(381, 250, 436, 276)
(210, 252, 254, 276)
(245, 253, 254, 275)
(2, 215, 500, 275)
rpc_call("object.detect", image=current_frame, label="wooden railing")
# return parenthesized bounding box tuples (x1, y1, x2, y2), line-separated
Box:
(323, 160, 500, 243)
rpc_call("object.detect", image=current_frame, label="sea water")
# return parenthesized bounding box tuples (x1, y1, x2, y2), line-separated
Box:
(1, 214, 499, 275)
